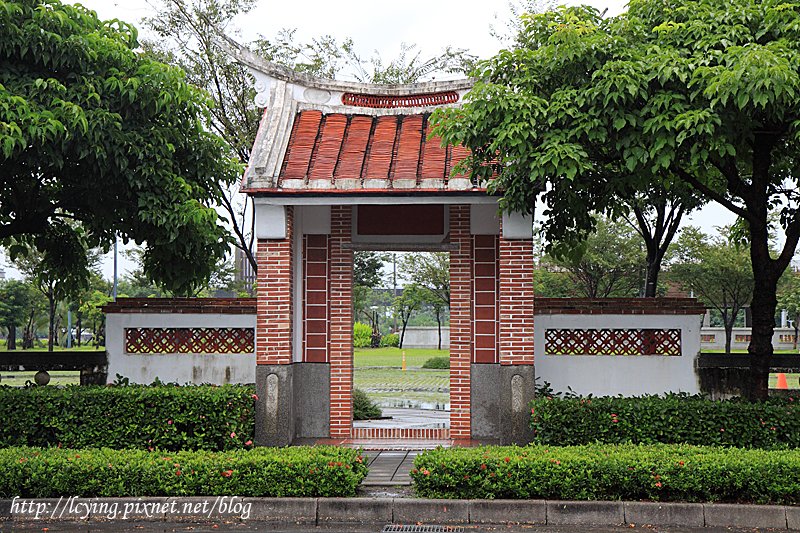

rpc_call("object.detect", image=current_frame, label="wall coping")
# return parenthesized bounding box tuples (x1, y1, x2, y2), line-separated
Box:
(101, 298, 256, 314)
(533, 298, 706, 315)
(103, 297, 704, 316)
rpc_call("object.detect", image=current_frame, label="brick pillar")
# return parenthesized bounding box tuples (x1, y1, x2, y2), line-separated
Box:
(449, 204, 472, 439)
(256, 206, 294, 365)
(498, 234, 535, 365)
(329, 205, 353, 438)
(254, 206, 295, 446)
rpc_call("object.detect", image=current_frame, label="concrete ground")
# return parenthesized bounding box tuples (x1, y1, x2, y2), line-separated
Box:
(0, 521, 786, 532)
(362, 450, 418, 486)
(354, 408, 449, 430)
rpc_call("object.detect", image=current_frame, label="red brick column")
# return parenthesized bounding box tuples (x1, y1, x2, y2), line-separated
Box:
(329, 205, 353, 438)
(498, 232, 535, 365)
(449, 205, 472, 438)
(255, 207, 293, 365)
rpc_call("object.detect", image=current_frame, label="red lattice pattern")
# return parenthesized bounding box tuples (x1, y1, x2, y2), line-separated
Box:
(125, 328, 254, 354)
(341, 91, 459, 108)
(701, 334, 716, 343)
(545, 329, 681, 356)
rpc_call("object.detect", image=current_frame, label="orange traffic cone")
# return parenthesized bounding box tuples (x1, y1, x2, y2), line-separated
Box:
(776, 373, 789, 390)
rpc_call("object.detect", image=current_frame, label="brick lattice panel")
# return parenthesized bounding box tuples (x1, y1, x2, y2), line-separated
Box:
(125, 328, 254, 354)
(473, 235, 498, 364)
(545, 329, 682, 356)
(303, 235, 330, 363)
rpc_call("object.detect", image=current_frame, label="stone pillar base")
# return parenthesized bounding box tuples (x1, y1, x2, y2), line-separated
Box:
(255, 365, 295, 447)
(471, 364, 536, 445)
(255, 363, 331, 446)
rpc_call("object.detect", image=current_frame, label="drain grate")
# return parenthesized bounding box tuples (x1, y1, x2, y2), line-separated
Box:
(382, 526, 464, 533)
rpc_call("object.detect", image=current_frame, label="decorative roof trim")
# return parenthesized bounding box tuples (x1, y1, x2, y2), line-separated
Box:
(341, 91, 460, 108)
(216, 33, 473, 96)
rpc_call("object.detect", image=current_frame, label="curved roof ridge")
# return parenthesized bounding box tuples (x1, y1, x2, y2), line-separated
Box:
(216, 33, 473, 95)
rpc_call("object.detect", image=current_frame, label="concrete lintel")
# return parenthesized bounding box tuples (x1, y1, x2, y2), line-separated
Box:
(502, 211, 533, 239)
(253, 195, 498, 207)
(255, 204, 287, 240)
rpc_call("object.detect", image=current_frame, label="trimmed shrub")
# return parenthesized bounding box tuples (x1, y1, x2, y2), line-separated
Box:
(353, 388, 382, 420)
(0, 446, 367, 497)
(380, 333, 399, 347)
(0, 385, 255, 451)
(353, 322, 372, 348)
(411, 444, 800, 503)
(530, 394, 800, 449)
(422, 356, 450, 369)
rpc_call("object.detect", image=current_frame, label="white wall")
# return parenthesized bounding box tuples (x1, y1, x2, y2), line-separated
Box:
(534, 313, 702, 396)
(401, 326, 450, 349)
(106, 313, 256, 385)
(700, 327, 799, 352)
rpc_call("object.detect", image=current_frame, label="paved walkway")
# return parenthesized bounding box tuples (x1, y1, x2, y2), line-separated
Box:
(353, 408, 449, 430)
(362, 451, 418, 486)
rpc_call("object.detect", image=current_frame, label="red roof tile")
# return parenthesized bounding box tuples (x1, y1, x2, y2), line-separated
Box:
(273, 111, 476, 192)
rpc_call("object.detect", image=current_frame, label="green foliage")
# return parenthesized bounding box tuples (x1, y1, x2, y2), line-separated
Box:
(411, 444, 800, 503)
(380, 333, 399, 348)
(0, 446, 367, 497)
(352, 388, 382, 420)
(0, 0, 241, 295)
(422, 356, 450, 369)
(529, 395, 800, 449)
(433, 0, 800, 397)
(353, 322, 372, 349)
(0, 385, 255, 451)
(669, 226, 753, 353)
(546, 216, 645, 298)
(0, 279, 31, 347)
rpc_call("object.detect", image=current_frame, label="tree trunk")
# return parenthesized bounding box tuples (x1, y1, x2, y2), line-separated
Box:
(643, 250, 662, 298)
(748, 265, 778, 400)
(75, 315, 82, 347)
(794, 319, 799, 352)
(47, 295, 56, 352)
(436, 308, 442, 351)
(7, 324, 16, 350)
(723, 320, 733, 355)
(399, 318, 409, 349)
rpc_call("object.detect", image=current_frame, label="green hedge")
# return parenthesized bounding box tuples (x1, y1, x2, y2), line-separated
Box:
(0, 446, 367, 497)
(353, 388, 382, 420)
(411, 444, 800, 503)
(380, 333, 399, 347)
(422, 356, 450, 369)
(353, 322, 372, 348)
(530, 394, 800, 449)
(0, 385, 255, 451)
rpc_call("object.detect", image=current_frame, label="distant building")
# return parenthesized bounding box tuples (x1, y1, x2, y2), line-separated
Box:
(235, 248, 256, 294)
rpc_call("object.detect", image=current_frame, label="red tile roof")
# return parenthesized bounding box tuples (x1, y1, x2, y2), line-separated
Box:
(262, 111, 478, 193)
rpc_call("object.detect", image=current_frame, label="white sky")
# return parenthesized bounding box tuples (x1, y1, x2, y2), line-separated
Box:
(1, 0, 735, 281)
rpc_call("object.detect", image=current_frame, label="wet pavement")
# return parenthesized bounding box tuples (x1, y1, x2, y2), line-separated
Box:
(353, 409, 449, 430)
(362, 451, 418, 486)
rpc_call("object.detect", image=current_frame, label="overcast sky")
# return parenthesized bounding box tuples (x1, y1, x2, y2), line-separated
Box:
(1, 0, 735, 281)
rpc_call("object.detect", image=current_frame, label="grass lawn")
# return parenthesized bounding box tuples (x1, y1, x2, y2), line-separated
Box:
(1, 345, 101, 352)
(354, 347, 449, 368)
(0, 370, 80, 387)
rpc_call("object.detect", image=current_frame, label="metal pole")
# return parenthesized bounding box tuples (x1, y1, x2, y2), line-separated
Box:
(113, 238, 118, 301)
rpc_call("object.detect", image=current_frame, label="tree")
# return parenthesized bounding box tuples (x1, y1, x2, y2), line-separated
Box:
(0, 279, 31, 350)
(547, 216, 645, 298)
(433, 0, 800, 399)
(778, 270, 800, 351)
(393, 284, 426, 349)
(402, 253, 450, 349)
(13, 243, 95, 351)
(671, 226, 754, 354)
(1, 0, 240, 296)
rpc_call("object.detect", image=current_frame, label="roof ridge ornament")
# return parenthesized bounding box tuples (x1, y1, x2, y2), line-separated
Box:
(215, 33, 473, 106)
